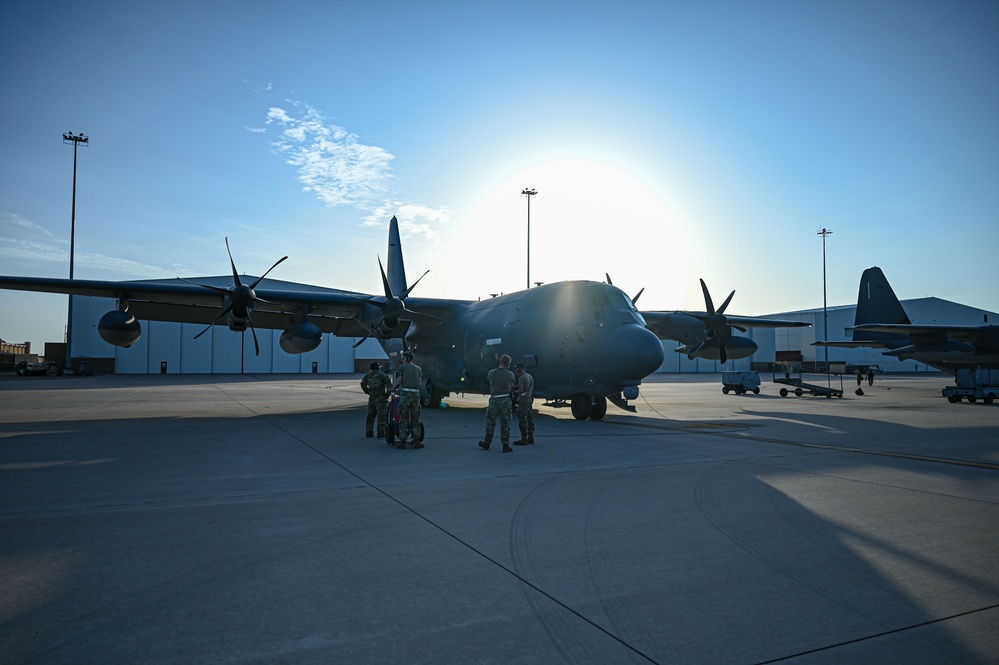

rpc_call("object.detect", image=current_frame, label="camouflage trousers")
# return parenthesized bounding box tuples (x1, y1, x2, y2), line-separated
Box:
(399, 391, 421, 441)
(515, 397, 534, 438)
(366, 395, 388, 436)
(484, 395, 512, 444)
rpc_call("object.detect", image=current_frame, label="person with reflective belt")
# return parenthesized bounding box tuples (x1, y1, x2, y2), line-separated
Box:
(512, 362, 535, 445)
(395, 352, 424, 449)
(479, 354, 515, 453)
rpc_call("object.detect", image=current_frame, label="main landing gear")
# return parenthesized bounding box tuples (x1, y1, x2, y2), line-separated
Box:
(569, 395, 608, 420)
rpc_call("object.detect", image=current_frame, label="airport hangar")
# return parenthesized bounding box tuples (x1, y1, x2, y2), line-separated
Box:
(59, 275, 996, 375)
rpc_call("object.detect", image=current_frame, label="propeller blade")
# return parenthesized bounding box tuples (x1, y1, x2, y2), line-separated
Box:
(400, 269, 430, 299)
(250, 255, 289, 289)
(377, 257, 393, 298)
(699, 279, 715, 314)
(717, 289, 736, 315)
(717, 336, 728, 364)
(225, 238, 242, 287)
(178, 278, 229, 295)
(248, 318, 260, 356)
(193, 304, 234, 339)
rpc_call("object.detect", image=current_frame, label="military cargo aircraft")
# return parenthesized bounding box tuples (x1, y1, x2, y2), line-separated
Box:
(0, 216, 807, 419)
(813, 266, 999, 374)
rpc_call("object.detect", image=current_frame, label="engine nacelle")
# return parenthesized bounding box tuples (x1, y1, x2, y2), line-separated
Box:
(98, 310, 142, 348)
(677, 335, 758, 361)
(279, 322, 323, 354)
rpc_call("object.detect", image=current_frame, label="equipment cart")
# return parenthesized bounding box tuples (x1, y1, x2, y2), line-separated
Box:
(721, 371, 761, 394)
(773, 366, 844, 398)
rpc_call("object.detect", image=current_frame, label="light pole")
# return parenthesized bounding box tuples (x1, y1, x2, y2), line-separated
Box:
(63, 131, 88, 368)
(521, 188, 537, 289)
(817, 227, 832, 371)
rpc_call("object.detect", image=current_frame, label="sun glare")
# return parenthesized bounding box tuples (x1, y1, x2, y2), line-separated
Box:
(435, 159, 691, 308)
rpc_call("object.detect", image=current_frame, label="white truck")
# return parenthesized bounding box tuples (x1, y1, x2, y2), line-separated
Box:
(942, 368, 999, 404)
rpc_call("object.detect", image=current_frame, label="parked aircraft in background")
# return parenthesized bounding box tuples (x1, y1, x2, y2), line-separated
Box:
(0, 216, 807, 419)
(813, 266, 999, 374)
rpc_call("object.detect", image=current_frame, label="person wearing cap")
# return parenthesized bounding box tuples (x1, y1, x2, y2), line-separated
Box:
(479, 354, 515, 453)
(512, 362, 535, 445)
(360, 361, 392, 439)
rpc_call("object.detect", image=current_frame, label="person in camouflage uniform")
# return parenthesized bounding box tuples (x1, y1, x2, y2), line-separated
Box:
(360, 362, 391, 438)
(394, 353, 424, 449)
(512, 362, 535, 445)
(478, 354, 515, 453)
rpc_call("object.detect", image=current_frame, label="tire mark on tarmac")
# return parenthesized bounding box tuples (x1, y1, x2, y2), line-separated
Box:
(507, 459, 656, 664)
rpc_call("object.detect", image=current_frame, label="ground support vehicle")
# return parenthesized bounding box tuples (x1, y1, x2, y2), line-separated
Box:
(942, 369, 999, 404)
(385, 391, 426, 445)
(14, 361, 49, 376)
(773, 369, 844, 398)
(721, 371, 761, 394)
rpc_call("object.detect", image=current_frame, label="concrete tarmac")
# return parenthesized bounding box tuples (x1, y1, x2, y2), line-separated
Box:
(1, 372, 997, 664)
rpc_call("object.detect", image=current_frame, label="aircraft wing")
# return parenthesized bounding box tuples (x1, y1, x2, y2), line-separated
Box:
(0, 275, 380, 334)
(849, 323, 983, 342)
(641, 310, 808, 339)
(812, 340, 897, 349)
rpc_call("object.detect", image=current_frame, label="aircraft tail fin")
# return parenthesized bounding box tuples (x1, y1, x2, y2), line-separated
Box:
(387, 215, 408, 297)
(853, 266, 910, 341)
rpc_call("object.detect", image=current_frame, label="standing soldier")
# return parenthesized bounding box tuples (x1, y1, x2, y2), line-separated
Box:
(479, 354, 516, 453)
(394, 352, 424, 449)
(360, 362, 391, 439)
(512, 362, 535, 445)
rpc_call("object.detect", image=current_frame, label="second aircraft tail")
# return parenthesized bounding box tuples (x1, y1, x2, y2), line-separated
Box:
(853, 267, 910, 342)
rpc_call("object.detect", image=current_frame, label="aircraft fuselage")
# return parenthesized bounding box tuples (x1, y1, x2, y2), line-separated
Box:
(407, 280, 665, 402)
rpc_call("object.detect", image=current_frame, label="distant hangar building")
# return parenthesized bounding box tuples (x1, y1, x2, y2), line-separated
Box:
(66, 277, 995, 375)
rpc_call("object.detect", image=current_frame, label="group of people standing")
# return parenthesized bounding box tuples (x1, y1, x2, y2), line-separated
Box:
(478, 354, 534, 453)
(360, 353, 536, 453)
(359, 353, 423, 449)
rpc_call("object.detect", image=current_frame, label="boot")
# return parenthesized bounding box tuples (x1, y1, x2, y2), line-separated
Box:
(414, 442, 424, 449)
(395, 441, 407, 449)
(513, 439, 526, 446)
(502, 443, 513, 453)
(365, 431, 374, 438)
(478, 440, 491, 450)
(527, 434, 534, 444)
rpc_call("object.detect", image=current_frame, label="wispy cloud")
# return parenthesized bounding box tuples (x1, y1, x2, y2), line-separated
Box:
(265, 102, 395, 208)
(258, 102, 451, 241)
(0, 211, 179, 279)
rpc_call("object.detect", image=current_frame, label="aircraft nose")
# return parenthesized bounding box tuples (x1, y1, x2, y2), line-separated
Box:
(601, 323, 665, 380)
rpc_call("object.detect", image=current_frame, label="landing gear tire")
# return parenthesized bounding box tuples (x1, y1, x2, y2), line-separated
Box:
(589, 396, 607, 420)
(794, 388, 803, 397)
(570, 395, 592, 420)
(421, 379, 443, 409)
(779, 388, 788, 397)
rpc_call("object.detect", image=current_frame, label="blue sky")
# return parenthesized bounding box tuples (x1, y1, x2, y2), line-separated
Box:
(2, 1, 997, 350)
